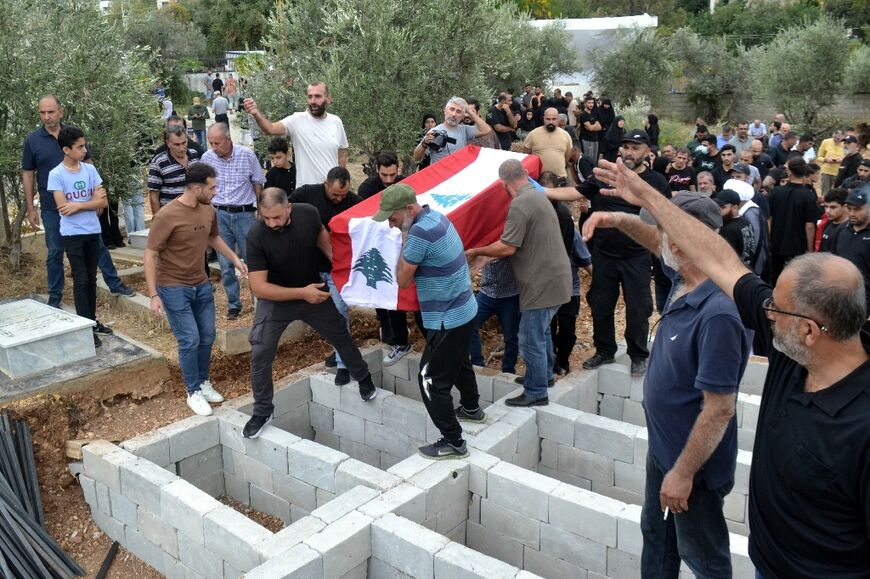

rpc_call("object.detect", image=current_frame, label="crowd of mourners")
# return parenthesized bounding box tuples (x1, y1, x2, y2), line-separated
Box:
(20, 78, 869, 579)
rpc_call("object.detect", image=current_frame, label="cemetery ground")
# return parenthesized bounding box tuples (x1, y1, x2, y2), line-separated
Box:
(0, 245, 634, 577)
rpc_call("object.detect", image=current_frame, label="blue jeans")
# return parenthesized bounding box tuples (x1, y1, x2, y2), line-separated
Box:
(193, 129, 207, 147)
(518, 305, 557, 400)
(321, 272, 350, 370)
(640, 452, 733, 579)
(468, 293, 520, 374)
(216, 209, 256, 310)
(120, 189, 146, 235)
(158, 282, 216, 393)
(42, 209, 126, 305)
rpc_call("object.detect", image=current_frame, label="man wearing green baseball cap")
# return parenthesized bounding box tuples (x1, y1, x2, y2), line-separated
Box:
(374, 183, 484, 459)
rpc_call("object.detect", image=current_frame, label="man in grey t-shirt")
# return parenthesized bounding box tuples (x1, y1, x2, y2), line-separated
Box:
(466, 159, 572, 406)
(412, 96, 492, 165)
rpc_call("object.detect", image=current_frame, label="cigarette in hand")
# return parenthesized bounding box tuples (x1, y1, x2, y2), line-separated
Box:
(663, 506, 670, 520)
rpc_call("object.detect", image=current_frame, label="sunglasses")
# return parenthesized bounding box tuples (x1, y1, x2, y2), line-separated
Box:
(761, 297, 830, 334)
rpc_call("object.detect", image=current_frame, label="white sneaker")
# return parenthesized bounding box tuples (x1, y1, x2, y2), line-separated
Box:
(186, 391, 214, 416)
(383, 345, 412, 367)
(199, 380, 225, 403)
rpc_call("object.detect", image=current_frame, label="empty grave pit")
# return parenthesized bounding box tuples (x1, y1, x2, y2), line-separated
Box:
(78, 346, 766, 578)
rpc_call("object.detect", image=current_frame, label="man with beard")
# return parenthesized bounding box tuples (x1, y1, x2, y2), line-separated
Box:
(841, 158, 870, 190)
(728, 122, 752, 155)
(664, 148, 696, 193)
(770, 131, 798, 168)
(244, 81, 348, 186)
(243, 187, 378, 439)
(817, 128, 847, 196)
(749, 139, 774, 181)
(592, 158, 869, 579)
(831, 186, 870, 321)
(577, 96, 602, 161)
(834, 135, 863, 188)
(522, 107, 573, 184)
(544, 129, 671, 377)
(486, 92, 518, 151)
(411, 96, 491, 166)
(694, 135, 721, 173)
(713, 188, 757, 266)
(711, 144, 738, 190)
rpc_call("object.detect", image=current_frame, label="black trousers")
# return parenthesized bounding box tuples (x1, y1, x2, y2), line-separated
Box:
(587, 251, 652, 360)
(418, 319, 480, 443)
(62, 234, 100, 321)
(214, 113, 229, 129)
(768, 253, 797, 287)
(249, 298, 371, 416)
(551, 295, 580, 369)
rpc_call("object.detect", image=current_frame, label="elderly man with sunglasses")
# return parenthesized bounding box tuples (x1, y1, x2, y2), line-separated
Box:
(580, 159, 870, 579)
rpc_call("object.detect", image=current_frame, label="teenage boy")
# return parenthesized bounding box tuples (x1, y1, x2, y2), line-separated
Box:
(48, 127, 113, 347)
(817, 187, 849, 252)
(264, 137, 296, 195)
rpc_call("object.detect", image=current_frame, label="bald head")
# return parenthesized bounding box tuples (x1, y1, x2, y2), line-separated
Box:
(258, 187, 289, 208)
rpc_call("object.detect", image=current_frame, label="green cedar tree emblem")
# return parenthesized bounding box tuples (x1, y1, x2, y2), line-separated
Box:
(352, 248, 395, 289)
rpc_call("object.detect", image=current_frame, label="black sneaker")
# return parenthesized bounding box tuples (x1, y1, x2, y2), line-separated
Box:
(455, 405, 485, 423)
(324, 352, 338, 368)
(93, 321, 114, 335)
(582, 353, 615, 370)
(505, 394, 548, 407)
(243, 414, 273, 439)
(227, 308, 241, 320)
(110, 285, 136, 297)
(93, 334, 102, 348)
(418, 438, 467, 460)
(514, 375, 555, 386)
(553, 363, 569, 376)
(630, 358, 648, 377)
(334, 368, 350, 386)
(359, 376, 377, 401)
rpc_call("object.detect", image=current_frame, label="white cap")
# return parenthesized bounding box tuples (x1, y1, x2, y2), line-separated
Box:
(724, 178, 755, 202)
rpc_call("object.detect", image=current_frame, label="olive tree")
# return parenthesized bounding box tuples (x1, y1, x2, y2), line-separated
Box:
(246, 0, 575, 164)
(844, 44, 870, 95)
(589, 28, 674, 107)
(0, 0, 159, 266)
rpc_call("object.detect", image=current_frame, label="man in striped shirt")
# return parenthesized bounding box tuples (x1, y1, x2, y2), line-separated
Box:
(374, 183, 484, 459)
(147, 125, 201, 214)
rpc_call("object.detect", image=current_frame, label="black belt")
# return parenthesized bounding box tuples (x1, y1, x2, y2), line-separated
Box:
(215, 204, 256, 213)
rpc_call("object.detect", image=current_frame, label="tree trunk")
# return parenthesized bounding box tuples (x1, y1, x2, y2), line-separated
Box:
(0, 174, 11, 245)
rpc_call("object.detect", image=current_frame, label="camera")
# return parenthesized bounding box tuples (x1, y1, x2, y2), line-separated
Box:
(427, 130, 456, 151)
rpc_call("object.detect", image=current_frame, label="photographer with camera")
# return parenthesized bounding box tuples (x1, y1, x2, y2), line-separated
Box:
(412, 96, 492, 166)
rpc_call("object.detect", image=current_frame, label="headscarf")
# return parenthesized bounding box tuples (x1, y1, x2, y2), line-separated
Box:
(518, 110, 537, 132)
(599, 98, 616, 133)
(603, 115, 626, 152)
(647, 114, 660, 146)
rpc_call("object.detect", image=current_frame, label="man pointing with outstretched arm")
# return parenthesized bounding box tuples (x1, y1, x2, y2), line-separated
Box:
(577, 160, 870, 579)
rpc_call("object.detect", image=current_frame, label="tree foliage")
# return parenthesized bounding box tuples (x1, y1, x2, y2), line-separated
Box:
(589, 28, 673, 107)
(844, 44, 870, 94)
(0, 0, 159, 264)
(688, 1, 822, 49)
(747, 16, 850, 128)
(248, 0, 574, 161)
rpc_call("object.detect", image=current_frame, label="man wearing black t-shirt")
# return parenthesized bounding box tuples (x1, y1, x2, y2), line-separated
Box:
(592, 159, 870, 579)
(712, 188, 757, 266)
(711, 144, 738, 190)
(769, 131, 798, 168)
(831, 186, 870, 315)
(693, 135, 721, 173)
(750, 139, 774, 181)
(664, 148, 696, 193)
(264, 137, 296, 195)
(767, 158, 821, 284)
(243, 187, 376, 439)
(486, 93, 518, 151)
(357, 151, 403, 200)
(818, 187, 849, 252)
(545, 129, 671, 377)
(577, 96, 602, 161)
(289, 166, 362, 384)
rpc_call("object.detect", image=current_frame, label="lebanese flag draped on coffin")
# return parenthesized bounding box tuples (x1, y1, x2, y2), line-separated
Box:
(329, 145, 541, 311)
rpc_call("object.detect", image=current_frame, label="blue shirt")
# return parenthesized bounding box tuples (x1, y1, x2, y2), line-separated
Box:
(571, 229, 592, 296)
(21, 125, 90, 211)
(47, 162, 103, 236)
(403, 206, 477, 330)
(644, 269, 751, 490)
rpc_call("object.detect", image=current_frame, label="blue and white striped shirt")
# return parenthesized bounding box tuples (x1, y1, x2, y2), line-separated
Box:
(200, 145, 265, 206)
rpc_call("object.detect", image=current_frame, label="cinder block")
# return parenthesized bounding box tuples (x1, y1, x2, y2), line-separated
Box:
(273, 378, 312, 415)
(480, 498, 540, 549)
(338, 560, 368, 579)
(365, 420, 420, 459)
(487, 461, 559, 522)
(629, 376, 644, 402)
(254, 516, 326, 560)
(435, 496, 469, 533)
(224, 471, 251, 504)
(309, 403, 334, 432)
(383, 353, 411, 381)
(335, 458, 401, 494)
(82, 441, 135, 492)
(599, 394, 626, 421)
(614, 460, 645, 495)
(739, 360, 768, 395)
(274, 473, 317, 511)
(724, 491, 746, 523)
(380, 373, 397, 394)
(251, 483, 292, 524)
(380, 453, 403, 470)
(540, 522, 607, 575)
(138, 507, 179, 557)
(246, 426, 301, 476)
(634, 429, 648, 466)
(232, 450, 275, 492)
(334, 410, 366, 444)
(79, 475, 97, 507)
(315, 430, 341, 450)
(311, 485, 379, 524)
(606, 547, 640, 579)
(194, 470, 226, 498)
(593, 481, 643, 506)
(160, 415, 219, 463)
(303, 511, 373, 578)
(576, 377, 600, 413)
(120, 456, 178, 515)
(382, 395, 428, 440)
(125, 527, 166, 575)
(287, 439, 348, 492)
(358, 483, 426, 523)
(501, 407, 538, 447)
(291, 504, 312, 522)
(310, 374, 342, 409)
(617, 504, 643, 556)
(316, 487, 336, 507)
(121, 430, 171, 466)
(597, 364, 631, 397)
(178, 535, 224, 579)
(386, 453, 433, 480)
(274, 404, 314, 439)
(94, 480, 111, 516)
(372, 513, 449, 579)
(740, 394, 761, 431)
(177, 445, 223, 483)
(537, 464, 592, 490)
(464, 450, 499, 497)
(734, 451, 752, 495)
(217, 409, 249, 454)
(540, 439, 557, 469)
(163, 555, 197, 579)
(340, 437, 381, 467)
(557, 443, 615, 486)
(467, 421, 518, 461)
(394, 377, 422, 402)
(224, 560, 243, 579)
(109, 488, 138, 526)
(161, 478, 221, 545)
(90, 508, 125, 544)
(465, 521, 523, 568)
(523, 546, 586, 579)
(549, 482, 622, 547)
(434, 540, 519, 579)
(536, 405, 580, 446)
(474, 371, 495, 403)
(341, 384, 393, 423)
(574, 413, 638, 463)
(204, 505, 271, 571)
(368, 557, 414, 579)
(409, 461, 470, 520)
(492, 376, 522, 401)
(623, 399, 646, 427)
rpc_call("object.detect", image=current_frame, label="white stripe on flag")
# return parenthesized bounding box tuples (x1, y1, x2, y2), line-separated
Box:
(341, 217, 401, 308)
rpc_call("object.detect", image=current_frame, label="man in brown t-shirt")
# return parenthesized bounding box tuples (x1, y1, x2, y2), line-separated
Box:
(522, 108, 574, 183)
(466, 159, 572, 406)
(145, 163, 247, 416)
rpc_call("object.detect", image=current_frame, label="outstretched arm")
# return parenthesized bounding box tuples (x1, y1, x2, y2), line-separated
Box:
(243, 98, 286, 136)
(593, 159, 750, 300)
(582, 212, 662, 257)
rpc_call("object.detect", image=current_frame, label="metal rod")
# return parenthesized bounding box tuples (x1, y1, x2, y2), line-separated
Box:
(95, 541, 119, 579)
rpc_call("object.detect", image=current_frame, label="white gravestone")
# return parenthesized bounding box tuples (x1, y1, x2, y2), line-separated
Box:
(0, 299, 96, 378)
(128, 228, 149, 250)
